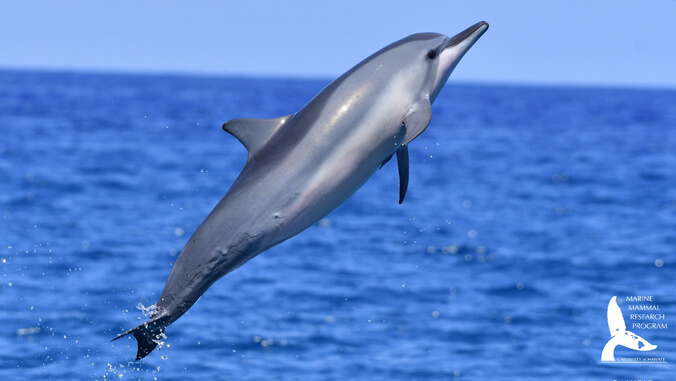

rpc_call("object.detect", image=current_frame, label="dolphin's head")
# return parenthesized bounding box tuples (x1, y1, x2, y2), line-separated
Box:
(428, 22, 488, 102)
(372, 22, 488, 107)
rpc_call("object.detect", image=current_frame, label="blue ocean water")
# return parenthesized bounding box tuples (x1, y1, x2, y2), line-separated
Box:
(0, 70, 675, 380)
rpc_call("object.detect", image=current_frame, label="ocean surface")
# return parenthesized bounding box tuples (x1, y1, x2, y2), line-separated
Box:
(0, 70, 674, 380)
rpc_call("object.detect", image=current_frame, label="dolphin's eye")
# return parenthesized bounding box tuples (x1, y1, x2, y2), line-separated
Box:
(427, 50, 437, 59)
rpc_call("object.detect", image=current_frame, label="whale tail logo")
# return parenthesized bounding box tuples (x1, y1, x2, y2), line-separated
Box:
(601, 296, 657, 362)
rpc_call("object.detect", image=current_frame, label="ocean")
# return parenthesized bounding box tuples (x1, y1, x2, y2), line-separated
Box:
(1, 70, 674, 380)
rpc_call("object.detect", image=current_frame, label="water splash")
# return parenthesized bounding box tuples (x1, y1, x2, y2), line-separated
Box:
(152, 331, 168, 351)
(135, 303, 157, 318)
(101, 361, 162, 380)
(134, 303, 168, 351)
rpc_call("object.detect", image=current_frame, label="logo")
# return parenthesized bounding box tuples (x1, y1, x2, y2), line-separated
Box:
(601, 296, 666, 363)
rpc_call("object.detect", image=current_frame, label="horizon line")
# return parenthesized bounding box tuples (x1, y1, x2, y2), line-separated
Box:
(1, 65, 675, 93)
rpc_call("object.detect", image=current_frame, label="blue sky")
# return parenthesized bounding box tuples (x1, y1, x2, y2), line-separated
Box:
(1, 1, 675, 88)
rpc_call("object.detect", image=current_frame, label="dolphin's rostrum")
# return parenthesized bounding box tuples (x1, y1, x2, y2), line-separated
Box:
(113, 22, 489, 360)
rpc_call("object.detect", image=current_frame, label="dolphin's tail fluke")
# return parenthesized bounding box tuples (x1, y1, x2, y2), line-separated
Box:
(112, 318, 167, 360)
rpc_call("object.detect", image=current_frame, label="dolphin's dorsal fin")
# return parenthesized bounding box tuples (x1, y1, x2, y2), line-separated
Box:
(402, 99, 432, 145)
(222, 115, 293, 159)
(607, 296, 626, 337)
(396, 145, 409, 204)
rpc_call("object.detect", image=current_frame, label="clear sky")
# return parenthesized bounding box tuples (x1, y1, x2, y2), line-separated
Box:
(1, 1, 675, 88)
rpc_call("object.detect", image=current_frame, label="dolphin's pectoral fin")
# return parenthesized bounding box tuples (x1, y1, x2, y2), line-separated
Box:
(222, 114, 294, 159)
(401, 99, 432, 145)
(396, 144, 409, 204)
(380, 154, 394, 169)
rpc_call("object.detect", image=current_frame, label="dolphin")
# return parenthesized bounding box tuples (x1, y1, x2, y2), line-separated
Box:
(113, 21, 489, 360)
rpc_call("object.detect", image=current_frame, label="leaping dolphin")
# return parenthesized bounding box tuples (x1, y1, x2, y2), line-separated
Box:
(113, 21, 489, 360)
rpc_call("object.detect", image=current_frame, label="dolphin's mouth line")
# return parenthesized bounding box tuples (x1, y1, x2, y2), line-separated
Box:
(442, 21, 489, 50)
(429, 21, 488, 103)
